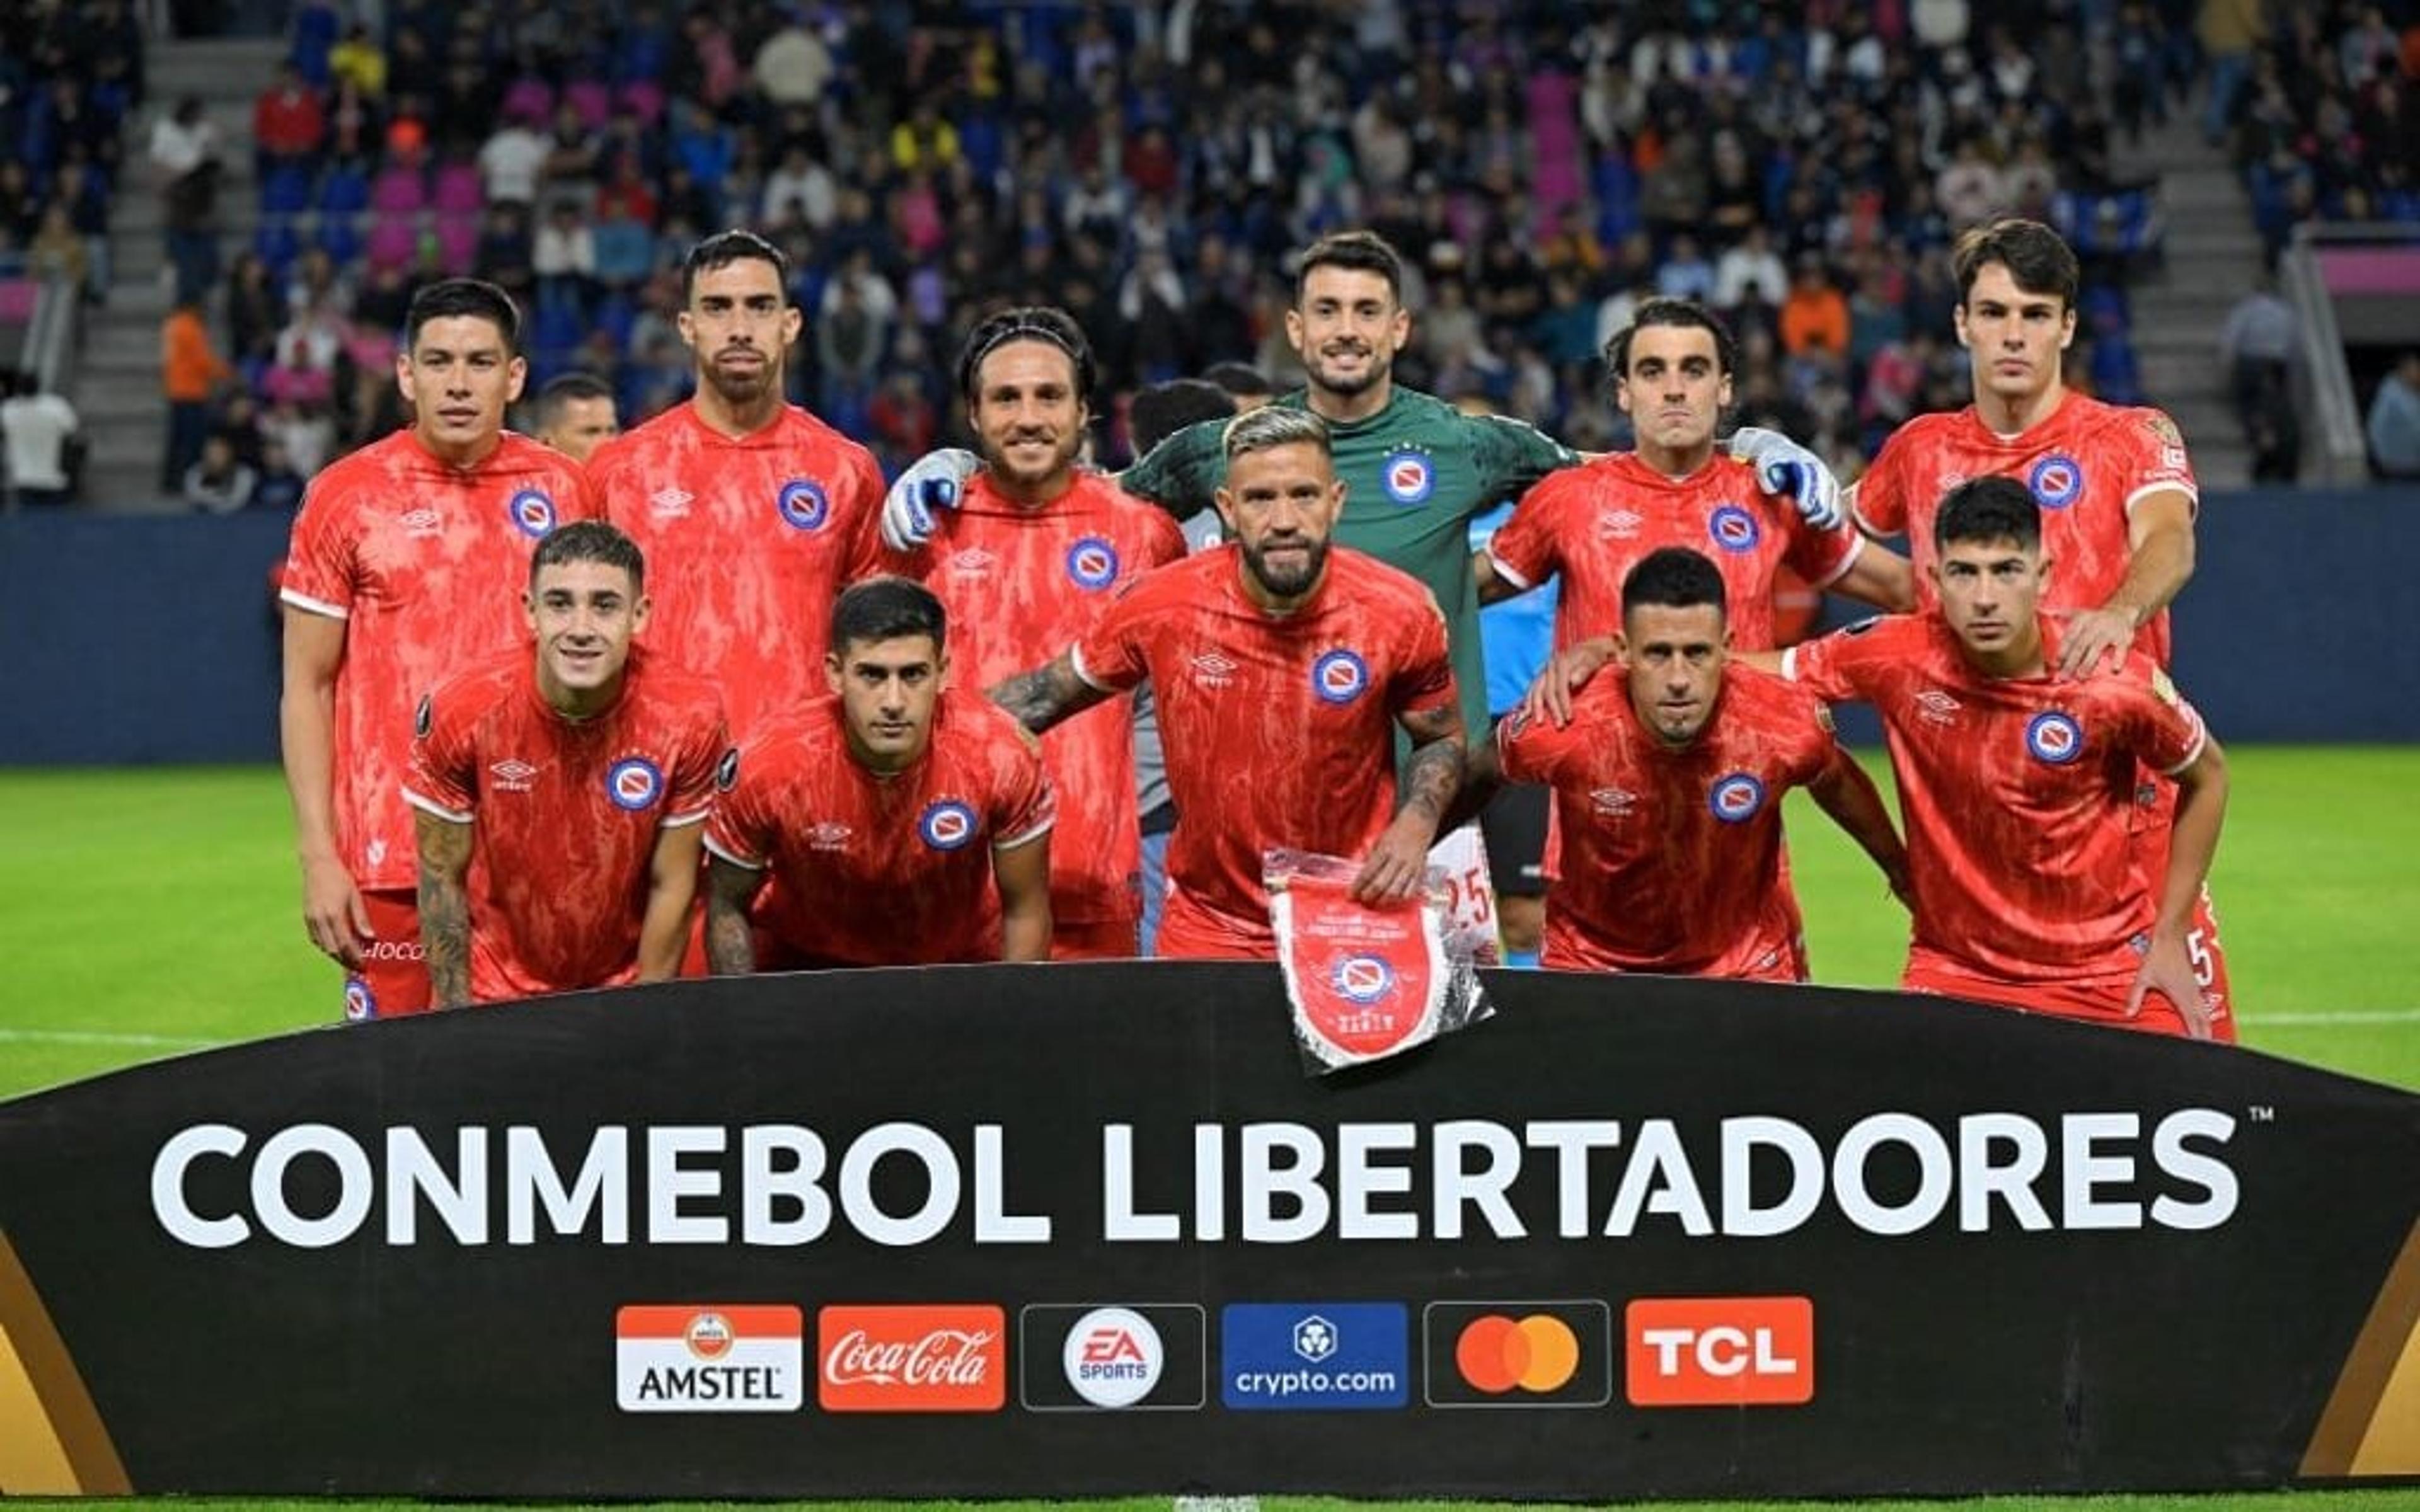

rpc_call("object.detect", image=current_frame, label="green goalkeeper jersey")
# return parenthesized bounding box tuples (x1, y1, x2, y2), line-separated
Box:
(1121, 384, 1580, 744)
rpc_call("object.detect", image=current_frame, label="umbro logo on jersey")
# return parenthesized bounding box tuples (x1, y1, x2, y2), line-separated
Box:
(649, 486, 694, 517)
(401, 507, 442, 537)
(1596, 509, 1643, 539)
(490, 759, 538, 792)
(1191, 652, 1238, 689)
(948, 548, 996, 576)
(1589, 786, 1637, 818)
(1915, 690, 1962, 725)
(807, 822, 853, 852)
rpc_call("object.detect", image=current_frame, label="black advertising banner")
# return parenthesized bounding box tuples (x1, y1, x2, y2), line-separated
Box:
(0, 965, 2416, 1500)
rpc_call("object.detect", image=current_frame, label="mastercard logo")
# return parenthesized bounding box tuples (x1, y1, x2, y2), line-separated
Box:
(1454, 1314, 1579, 1394)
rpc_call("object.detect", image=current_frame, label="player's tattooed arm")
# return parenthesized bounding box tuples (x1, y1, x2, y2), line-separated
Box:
(1437, 720, 1507, 835)
(1355, 704, 1465, 903)
(988, 651, 1112, 735)
(702, 856, 767, 976)
(413, 810, 475, 1009)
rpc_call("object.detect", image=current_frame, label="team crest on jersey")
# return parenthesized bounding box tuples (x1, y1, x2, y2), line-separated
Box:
(1380, 447, 1436, 505)
(1311, 649, 1370, 705)
(343, 978, 376, 1021)
(2025, 711, 2085, 765)
(919, 798, 979, 851)
(2027, 454, 2084, 510)
(507, 488, 558, 539)
(1708, 772, 1768, 823)
(776, 479, 829, 530)
(1707, 504, 1763, 554)
(1065, 536, 1121, 590)
(606, 757, 666, 810)
(1329, 953, 1397, 1005)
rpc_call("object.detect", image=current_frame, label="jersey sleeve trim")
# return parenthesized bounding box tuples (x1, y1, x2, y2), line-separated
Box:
(662, 806, 712, 828)
(994, 816, 1055, 850)
(1780, 646, 1804, 681)
(401, 788, 473, 824)
(1069, 645, 1115, 692)
(1485, 551, 1536, 590)
(278, 587, 350, 620)
(2123, 480, 2199, 520)
(2158, 720, 2208, 777)
(1809, 529, 1864, 589)
(702, 833, 768, 870)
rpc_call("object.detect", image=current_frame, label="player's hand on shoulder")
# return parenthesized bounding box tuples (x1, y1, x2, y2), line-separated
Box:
(879, 447, 979, 551)
(2050, 606, 2135, 681)
(1727, 427, 1844, 532)
(1518, 635, 1620, 729)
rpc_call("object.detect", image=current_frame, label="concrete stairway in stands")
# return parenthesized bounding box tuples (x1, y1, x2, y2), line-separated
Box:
(78, 35, 284, 512)
(2110, 108, 2266, 491)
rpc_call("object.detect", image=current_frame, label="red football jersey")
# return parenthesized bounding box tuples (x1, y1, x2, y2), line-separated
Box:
(1072, 545, 1458, 956)
(1854, 392, 2198, 666)
(1497, 664, 1833, 979)
(590, 403, 886, 739)
(703, 689, 1056, 966)
(879, 471, 1184, 926)
(1489, 452, 1863, 652)
(281, 428, 598, 892)
(403, 646, 725, 1002)
(1784, 613, 2208, 995)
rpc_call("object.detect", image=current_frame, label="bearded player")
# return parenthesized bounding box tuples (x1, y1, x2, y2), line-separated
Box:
(280, 277, 597, 1019)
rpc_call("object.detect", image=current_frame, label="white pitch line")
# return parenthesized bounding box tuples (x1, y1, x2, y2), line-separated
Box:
(2252, 1009, 2420, 1027)
(0, 1028, 226, 1049)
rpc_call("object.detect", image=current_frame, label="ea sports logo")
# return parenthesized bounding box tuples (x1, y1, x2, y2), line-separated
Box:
(1330, 953, 1395, 1005)
(1707, 504, 1762, 554)
(1708, 772, 1767, 824)
(919, 799, 978, 851)
(343, 978, 376, 1021)
(684, 1312, 735, 1361)
(2027, 453, 2083, 510)
(507, 488, 557, 539)
(1381, 448, 1434, 505)
(776, 478, 830, 530)
(1063, 1307, 1163, 1409)
(606, 757, 665, 811)
(2025, 711, 2084, 765)
(1312, 649, 1369, 705)
(1065, 536, 1120, 590)
(1455, 1314, 1581, 1395)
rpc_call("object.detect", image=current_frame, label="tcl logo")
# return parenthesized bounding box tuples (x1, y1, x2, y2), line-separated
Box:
(1625, 1297, 1813, 1407)
(817, 1304, 1004, 1412)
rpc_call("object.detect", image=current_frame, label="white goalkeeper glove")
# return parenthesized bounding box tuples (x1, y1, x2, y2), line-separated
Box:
(879, 447, 979, 552)
(1727, 427, 1845, 532)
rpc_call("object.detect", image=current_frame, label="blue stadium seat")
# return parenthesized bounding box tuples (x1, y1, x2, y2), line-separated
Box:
(253, 219, 301, 277)
(260, 164, 313, 217)
(318, 162, 369, 215)
(316, 213, 361, 266)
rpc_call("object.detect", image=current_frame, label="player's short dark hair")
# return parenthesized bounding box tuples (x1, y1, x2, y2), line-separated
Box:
(405, 278, 521, 352)
(1131, 377, 1236, 455)
(831, 575, 947, 656)
(1201, 361, 1274, 401)
(1933, 476, 2043, 553)
(681, 228, 790, 305)
(1952, 218, 2079, 311)
(531, 519, 645, 590)
(535, 370, 614, 427)
(1605, 297, 1739, 381)
(1622, 546, 1729, 621)
(955, 305, 1097, 406)
(1295, 230, 1405, 305)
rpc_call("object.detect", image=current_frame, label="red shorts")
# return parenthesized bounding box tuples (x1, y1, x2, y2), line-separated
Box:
(1054, 915, 1141, 961)
(1155, 894, 1274, 961)
(345, 888, 432, 1019)
(1903, 961, 2199, 1039)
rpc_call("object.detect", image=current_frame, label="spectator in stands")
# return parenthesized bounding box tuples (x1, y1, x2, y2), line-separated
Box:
(1780, 255, 1851, 363)
(531, 371, 620, 466)
(147, 96, 221, 301)
(182, 432, 257, 513)
(1, 370, 81, 508)
(253, 60, 323, 179)
(161, 294, 229, 493)
(2218, 272, 2298, 453)
(249, 435, 306, 512)
(2370, 352, 2420, 480)
(1714, 226, 1788, 315)
(1202, 361, 1275, 411)
(26, 203, 89, 295)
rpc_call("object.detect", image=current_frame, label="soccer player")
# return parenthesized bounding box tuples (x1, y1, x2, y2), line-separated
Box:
(1476, 299, 1913, 653)
(989, 407, 1464, 960)
(702, 576, 1056, 970)
(279, 277, 597, 1020)
(405, 522, 727, 1007)
(587, 230, 886, 742)
(531, 371, 621, 465)
(1456, 547, 1909, 978)
(1780, 477, 2228, 1038)
(872, 309, 1184, 958)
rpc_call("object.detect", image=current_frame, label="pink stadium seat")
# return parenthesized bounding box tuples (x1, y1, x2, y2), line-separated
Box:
(431, 161, 483, 218)
(565, 80, 611, 132)
(369, 166, 427, 215)
(501, 77, 554, 126)
(364, 216, 419, 272)
(434, 217, 480, 275)
(618, 80, 666, 125)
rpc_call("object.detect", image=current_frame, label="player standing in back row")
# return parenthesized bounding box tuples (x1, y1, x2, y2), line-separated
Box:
(279, 278, 597, 1019)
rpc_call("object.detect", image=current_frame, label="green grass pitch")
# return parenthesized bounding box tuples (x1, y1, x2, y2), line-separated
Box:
(1, 753, 2414, 1512)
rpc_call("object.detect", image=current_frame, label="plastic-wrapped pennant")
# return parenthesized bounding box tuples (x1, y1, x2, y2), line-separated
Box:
(1264, 849, 1493, 1075)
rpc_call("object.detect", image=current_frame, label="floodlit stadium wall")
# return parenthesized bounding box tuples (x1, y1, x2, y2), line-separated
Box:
(1, 488, 2416, 764)
(0, 965, 2414, 1498)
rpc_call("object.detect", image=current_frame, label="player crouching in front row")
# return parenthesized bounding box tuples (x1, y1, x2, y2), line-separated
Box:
(405, 522, 729, 1007)
(703, 577, 1056, 971)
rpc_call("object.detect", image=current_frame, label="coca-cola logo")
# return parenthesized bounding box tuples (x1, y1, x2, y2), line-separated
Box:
(816, 1304, 1006, 1412)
